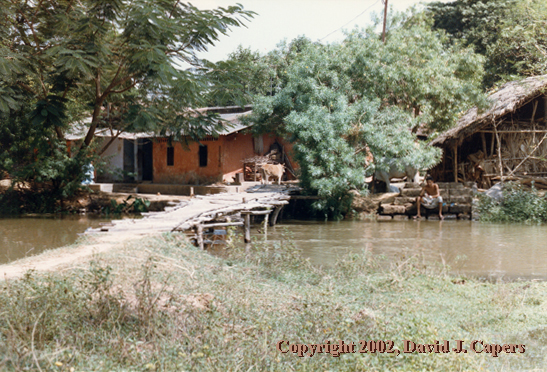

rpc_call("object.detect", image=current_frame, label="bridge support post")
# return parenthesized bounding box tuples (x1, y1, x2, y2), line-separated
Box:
(197, 224, 204, 250)
(270, 206, 283, 226)
(244, 213, 251, 243)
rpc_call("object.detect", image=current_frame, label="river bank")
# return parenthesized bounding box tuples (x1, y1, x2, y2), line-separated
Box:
(0, 231, 546, 371)
(0, 179, 188, 215)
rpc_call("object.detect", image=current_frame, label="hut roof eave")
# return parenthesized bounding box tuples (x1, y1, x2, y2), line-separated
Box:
(430, 75, 547, 148)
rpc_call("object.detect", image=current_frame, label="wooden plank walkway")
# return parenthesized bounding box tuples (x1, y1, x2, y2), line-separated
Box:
(86, 184, 295, 237)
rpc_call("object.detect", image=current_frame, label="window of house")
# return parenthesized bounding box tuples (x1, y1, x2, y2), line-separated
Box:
(167, 146, 174, 166)
(199, 145, 208, 167)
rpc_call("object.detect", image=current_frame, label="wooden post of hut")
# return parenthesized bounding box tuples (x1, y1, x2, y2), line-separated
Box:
(493, 121, 504, 183)
(453, 144, 458, 183)
(481, 132, 487, 157)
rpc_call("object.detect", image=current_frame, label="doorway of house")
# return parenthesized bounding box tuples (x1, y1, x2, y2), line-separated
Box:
(138, 138, 153, 181)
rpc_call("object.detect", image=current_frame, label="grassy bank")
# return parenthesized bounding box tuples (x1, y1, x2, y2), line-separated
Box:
(1, 233, 546, 371)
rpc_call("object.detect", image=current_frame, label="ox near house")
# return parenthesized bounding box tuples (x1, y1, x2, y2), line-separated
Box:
(429, 75, 547, 189)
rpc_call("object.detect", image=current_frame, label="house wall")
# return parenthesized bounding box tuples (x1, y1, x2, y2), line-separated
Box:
(152, 138, 224, 184)
(152, 133, 295, 184)
(220, 133, 281, 181)
(67, 137, 128, 183)
(96, 138, 125, 182)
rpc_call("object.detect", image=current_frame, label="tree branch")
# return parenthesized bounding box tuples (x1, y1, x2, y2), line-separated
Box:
(82, 103, 104, 148)
(17, 9, 41, 52)
(54, 125, 64, 141)
(17, 82, 36, 95)
(61, 83, 71, 99)
(39, 71, 48, 98)
(169, 0, 181, 18)
(65, 0, 75, 14)
(98, 129, 126, 156)
(32, 0, 44, 21)
(96, 68, 101, 98)
(110, 80, 140, 94)
(102, 61, 127, 95)
(82, 70, 105, 148)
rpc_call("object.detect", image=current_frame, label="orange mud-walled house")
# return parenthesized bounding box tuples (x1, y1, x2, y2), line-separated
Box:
(153, 107, 294, 184)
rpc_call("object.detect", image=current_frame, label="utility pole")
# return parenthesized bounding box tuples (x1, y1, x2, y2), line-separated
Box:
(382, 0, 388, 43)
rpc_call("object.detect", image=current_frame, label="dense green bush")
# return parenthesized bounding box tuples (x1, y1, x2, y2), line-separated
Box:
(476, 182, 547, 223)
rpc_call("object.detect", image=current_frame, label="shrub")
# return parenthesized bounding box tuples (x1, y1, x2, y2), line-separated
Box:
(476, 182, 547, 223)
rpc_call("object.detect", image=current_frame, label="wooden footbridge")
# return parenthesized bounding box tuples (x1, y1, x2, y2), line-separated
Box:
(87, 184, 296, 249)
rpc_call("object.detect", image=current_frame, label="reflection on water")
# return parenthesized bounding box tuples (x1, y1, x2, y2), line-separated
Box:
(262, 220, 547, 280)
(0, 215, 112, 264)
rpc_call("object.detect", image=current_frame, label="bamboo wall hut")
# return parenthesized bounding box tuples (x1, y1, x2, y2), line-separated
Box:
(429, 75, 547, 188)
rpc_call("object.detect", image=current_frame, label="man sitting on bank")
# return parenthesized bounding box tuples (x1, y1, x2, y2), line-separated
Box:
(414, 176, 444, 220)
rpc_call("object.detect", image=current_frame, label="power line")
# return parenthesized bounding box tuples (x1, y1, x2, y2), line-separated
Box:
(319, 0, 382, 42)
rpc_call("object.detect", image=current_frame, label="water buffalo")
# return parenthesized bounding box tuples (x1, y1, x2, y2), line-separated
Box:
(374, 160, 419, 192)
(260, 163, 285, 185)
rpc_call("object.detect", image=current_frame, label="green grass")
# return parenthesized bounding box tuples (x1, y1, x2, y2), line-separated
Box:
(0, 232, 546, 371)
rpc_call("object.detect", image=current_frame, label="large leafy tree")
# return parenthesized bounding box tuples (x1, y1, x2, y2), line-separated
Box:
(485, 0, 547, 85)
(0, 99, 88, 213)
(428, 0, 547, 87)
(249, 14, 485, 217)
(428, 0, 516, 55)
(202, 46, 275, 107)
(0, 0, 254, 146)
(0, 0, 253, 210)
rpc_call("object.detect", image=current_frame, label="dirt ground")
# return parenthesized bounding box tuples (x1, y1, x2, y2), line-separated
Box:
(0, 229, 154, 280)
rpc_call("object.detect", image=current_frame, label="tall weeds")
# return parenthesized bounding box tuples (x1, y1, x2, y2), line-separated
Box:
(0, 233, 546, 371)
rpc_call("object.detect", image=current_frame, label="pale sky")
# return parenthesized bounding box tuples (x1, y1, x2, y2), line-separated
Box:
(194, 0, 452, 62)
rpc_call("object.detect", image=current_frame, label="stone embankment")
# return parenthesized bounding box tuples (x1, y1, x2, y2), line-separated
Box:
(351, 182, 475, 220)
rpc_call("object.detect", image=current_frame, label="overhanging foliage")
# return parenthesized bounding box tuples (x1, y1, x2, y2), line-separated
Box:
(248, 14, 485, 217)
(0, 0, 254, 212)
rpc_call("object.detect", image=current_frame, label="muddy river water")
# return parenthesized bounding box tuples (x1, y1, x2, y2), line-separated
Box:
(1, 216, 546, 280)
(265, 219, 547, 280)
(0, 215, 111, 264)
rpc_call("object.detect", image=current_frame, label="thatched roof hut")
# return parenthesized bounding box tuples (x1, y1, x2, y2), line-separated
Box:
(429, 75, 547, 187)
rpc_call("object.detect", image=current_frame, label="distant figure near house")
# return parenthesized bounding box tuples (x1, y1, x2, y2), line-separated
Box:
(260, 163, 285, 185)
(82, 163, 95, 185)
(414, 176, 443, 220)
